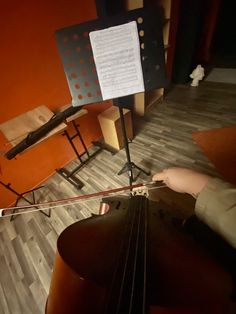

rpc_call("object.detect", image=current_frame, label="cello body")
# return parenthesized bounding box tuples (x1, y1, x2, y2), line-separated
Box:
(46, 195, 233, 314)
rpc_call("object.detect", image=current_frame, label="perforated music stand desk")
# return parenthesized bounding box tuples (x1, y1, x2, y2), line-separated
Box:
(55, 8, 167, 107)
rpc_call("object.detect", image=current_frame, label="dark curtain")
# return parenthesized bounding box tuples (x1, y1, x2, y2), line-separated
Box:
(172, 0, 223, 83)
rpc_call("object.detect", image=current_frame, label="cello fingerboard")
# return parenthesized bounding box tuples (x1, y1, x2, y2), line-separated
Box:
(104, 195, 149, 314)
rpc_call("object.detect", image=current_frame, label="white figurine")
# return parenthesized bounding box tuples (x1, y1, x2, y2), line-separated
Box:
(190, 64, 205, 87)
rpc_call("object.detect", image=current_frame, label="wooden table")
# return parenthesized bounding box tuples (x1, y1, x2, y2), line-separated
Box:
(0, 105, 65, 218)
(0, 104, 100, 190)
(0, 105, 67, 152)
(58, 104, 88, 123)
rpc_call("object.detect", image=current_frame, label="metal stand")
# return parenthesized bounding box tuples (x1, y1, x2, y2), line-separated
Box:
(55, 6, 167, 187)
(57, 121, 102, 189)
(0, 181, 51, 221)
(117, 106, 150, 186)
(92, 141, 118, 156)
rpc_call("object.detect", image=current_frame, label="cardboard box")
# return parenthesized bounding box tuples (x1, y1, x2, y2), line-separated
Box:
(98, 106, 133, 150)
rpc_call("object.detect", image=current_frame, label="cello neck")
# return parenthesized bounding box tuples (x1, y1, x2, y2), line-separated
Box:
(104, 195, 149, 314)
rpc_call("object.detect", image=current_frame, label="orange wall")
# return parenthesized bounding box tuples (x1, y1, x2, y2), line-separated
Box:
(0, 0, 111, 207)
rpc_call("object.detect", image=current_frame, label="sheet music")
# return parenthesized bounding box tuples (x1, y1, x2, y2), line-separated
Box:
(89, 21, 144, 100)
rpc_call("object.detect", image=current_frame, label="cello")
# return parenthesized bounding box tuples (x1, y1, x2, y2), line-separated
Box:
(45, 191, 233, 314)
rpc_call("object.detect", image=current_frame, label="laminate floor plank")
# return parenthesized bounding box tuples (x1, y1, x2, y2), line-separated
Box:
(15, 279, 41, 314)
(29, 278, 48, 312)
(11, 236, 36, 286)
(25, 237, 52, 293)
(12, 215, 33, 243)
(0, 256, 23, 314)
(27, 219, 55, 269)
(0, 232, 24, 282)
(0, 283, 10, 314)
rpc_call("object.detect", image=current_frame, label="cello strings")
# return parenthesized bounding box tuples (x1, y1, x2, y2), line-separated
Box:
(128, 197, 143, 313)
(114, 197, 137, 314)
(142, 198, 148, 314)
(0, 183, 166, 218)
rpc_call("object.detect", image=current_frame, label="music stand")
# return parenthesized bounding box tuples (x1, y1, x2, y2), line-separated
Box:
(0, 181, 51, 221)
(113, 101, 149, 186)
(55, 7, 167, 185)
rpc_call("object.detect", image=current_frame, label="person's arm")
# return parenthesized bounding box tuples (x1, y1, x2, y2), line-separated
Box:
(195, 177, 236, 249)
(152, 168, 236, 249)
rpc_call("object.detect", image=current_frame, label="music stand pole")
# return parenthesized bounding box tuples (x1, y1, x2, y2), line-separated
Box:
(117, 103, 150, 186)
(118, 106, 133, 186)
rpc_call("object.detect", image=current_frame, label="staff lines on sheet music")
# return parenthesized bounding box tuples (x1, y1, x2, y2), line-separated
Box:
(101, 62, 136, 71)
(97, 48, 135, 60)
(104, 81, 140, 90)
(95, 36, 133, 49)
(103, 73, 138, 81)
(99, 58, 136, 69)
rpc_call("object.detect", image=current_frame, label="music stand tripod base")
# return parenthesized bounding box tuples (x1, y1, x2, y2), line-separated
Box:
(115, 106, 150, 186)
(7, 185, 51, 221)
(56, 168, 84, 190)
(118, 162, 150, 181)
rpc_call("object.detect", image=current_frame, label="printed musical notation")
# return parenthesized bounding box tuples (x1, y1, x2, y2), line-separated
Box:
(89, 21, 144, 100)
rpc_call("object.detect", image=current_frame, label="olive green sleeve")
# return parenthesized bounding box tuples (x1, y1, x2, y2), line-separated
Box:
(195, 178, 236, 249)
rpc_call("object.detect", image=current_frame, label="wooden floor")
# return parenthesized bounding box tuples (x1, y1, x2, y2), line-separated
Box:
(1, 82, 236, 313)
